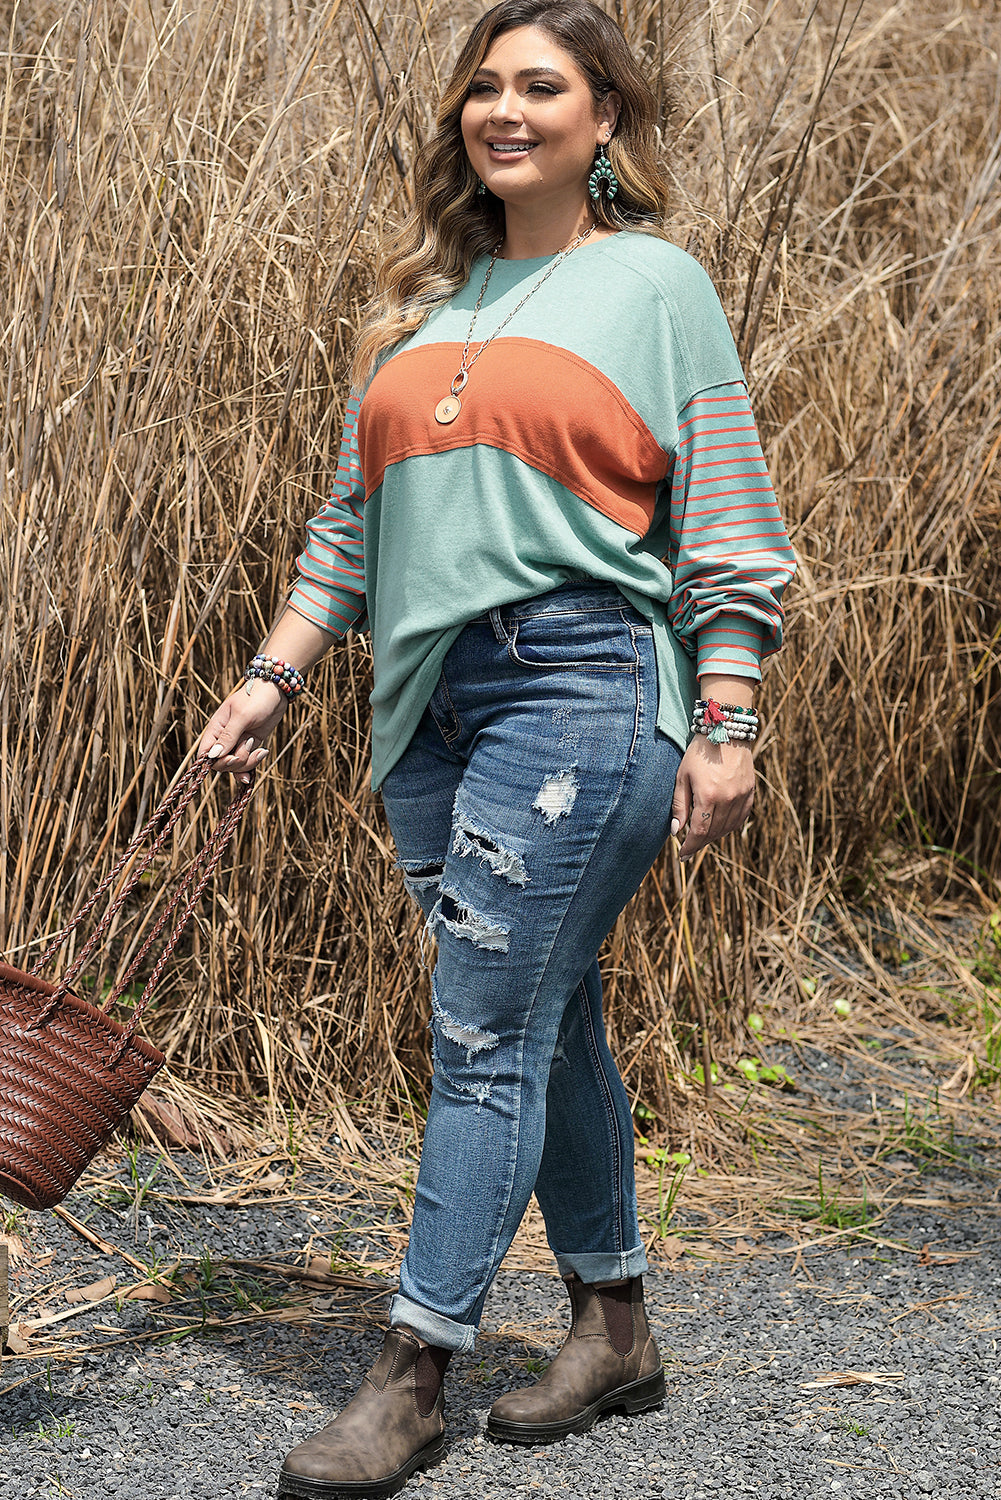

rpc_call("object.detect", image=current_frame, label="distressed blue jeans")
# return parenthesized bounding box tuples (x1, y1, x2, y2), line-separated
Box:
(379, 582, 682, 1352)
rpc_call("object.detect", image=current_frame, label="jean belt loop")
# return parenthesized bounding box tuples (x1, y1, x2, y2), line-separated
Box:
(488, 605, 509, 644)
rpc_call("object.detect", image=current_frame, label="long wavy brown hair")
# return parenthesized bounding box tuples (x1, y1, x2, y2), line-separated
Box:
(351, 0, 672, 387)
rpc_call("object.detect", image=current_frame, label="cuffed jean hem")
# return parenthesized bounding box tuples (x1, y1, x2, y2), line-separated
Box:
(390, 1294, 478, 1353)
(553, 1244, 649, 1283)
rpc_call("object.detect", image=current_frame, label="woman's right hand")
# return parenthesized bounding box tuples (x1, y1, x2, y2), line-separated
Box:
(198, 681, 289, 782)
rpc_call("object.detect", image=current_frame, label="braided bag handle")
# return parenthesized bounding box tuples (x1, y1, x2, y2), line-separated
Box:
(103, 777, 253, 1063)
(25, 759, 253, 1043)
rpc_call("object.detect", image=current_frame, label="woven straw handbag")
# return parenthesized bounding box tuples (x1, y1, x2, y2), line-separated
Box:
(0, 758, 253, 1211)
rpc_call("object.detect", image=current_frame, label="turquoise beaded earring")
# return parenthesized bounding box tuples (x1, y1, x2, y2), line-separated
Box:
(588, 144, 619, 203)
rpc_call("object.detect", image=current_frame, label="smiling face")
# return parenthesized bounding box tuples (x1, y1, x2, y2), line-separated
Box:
(461, 25, 619, 214)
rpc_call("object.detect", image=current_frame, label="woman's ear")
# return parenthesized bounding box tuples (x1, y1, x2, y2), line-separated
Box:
(598, 90, 622, 141)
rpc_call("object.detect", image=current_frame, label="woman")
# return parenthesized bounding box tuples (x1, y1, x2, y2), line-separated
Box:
(200, 2, 795, 1496)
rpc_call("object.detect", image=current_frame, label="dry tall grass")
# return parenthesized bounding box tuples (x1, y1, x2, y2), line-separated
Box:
(1, 0, 999, 1125)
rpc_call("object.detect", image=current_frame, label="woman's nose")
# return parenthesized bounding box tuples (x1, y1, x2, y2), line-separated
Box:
(489, 86, 524, 124)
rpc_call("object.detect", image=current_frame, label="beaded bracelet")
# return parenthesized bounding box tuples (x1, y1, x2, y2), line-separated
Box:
(691, 700, 759, 730)
(695, 699, 759, 720)
(243, 654, 306, 700)
(690, 697, 759, 746)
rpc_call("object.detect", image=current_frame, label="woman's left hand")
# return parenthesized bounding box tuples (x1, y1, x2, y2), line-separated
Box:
(670, 737, 755, 861)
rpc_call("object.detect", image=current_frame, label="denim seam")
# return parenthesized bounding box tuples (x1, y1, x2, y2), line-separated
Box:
(488, 605, 509, 643)
(575, 976, 627, 1258)
(522, 635, 645, 1177)
(429, 672, 462, 747)
(537, 662, 640, 951)
(627, 620, 644, 760)
(468, 1036, 525, 1321)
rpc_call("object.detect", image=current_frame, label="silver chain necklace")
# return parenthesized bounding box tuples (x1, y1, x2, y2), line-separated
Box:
(433, 224, 595, 425)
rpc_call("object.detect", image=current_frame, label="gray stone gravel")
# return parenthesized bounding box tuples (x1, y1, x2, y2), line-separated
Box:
(4, 1039, 1001, 1499)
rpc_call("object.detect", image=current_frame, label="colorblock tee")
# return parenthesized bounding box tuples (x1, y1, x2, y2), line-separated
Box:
(289, 232, 796, 787)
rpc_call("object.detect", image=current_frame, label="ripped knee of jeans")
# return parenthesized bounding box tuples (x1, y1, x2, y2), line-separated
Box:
(431, 885, 511, 954)
(451, 809, 528, 887)
(399, 858, 445, 905)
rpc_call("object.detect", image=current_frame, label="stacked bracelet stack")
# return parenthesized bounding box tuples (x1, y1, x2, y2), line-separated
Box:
(243, 655, 306, 699)
(690, 698, 759, 745)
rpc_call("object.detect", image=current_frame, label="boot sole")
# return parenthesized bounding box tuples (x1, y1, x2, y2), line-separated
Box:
(276, 1433, 446, 1499)
(486, 1366, 666, 1446)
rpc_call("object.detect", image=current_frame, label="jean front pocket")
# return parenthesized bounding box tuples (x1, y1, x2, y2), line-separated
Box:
(507, 607, 648, 672)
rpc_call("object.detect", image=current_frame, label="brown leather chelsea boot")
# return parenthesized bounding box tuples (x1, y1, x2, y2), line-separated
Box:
(487, 1274, 665, 1444)
(277, 1327, 449, 1498)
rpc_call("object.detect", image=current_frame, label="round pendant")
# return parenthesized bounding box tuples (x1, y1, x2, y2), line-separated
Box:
(435, 395, 461, 424)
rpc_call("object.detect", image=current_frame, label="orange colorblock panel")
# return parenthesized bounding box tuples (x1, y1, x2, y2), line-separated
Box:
(358, 338, 668, 538)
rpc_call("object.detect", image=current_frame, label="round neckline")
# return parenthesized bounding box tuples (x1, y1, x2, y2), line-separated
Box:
(482, 233, 623, 272)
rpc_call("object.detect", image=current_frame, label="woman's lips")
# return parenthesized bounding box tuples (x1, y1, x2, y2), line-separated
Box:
(486, 140, 539, 161)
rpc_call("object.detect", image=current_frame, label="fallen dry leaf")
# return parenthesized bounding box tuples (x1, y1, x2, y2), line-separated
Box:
(655, 1235, 685, 1264)
(135, 1094, 204, 1149)
(134, 1092, 240, 1157)
(121, 1282, 172, 1304)
(64, 1277, 116, 1305)
(4, 1322, 32, 1354)
(0, 1232, 27, 1265)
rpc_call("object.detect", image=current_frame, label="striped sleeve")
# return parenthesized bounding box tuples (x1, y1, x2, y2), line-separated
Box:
(288, 393, 368, 636)
(667, 381, 796, 680)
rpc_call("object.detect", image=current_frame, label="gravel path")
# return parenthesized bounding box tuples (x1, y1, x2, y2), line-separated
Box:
(4, 1045, 1001, 1499)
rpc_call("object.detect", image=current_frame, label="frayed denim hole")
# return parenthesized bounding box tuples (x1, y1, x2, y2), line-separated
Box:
(429, 981, 498, 1106)
(436, 887, 510, 954)
(403, 870, 444, 906)
(431, 987, 499, 1062)
(533, 766, 579, 825)
(550, 1032, 570, 1070)
(398, 858, 444, 921)
(418, 895, 444, 966)
(428, 1030, 495, 1107)
(451, 821, 529, 887)
(433, 1062, 496, 1109)
(399, 857, 444, 882)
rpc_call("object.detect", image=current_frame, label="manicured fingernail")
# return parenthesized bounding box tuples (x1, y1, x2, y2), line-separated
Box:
(207, 744, 224, 760)
(239, 775, 251, 785)
(670, 818, 680, 837)
(242, 737, 255, 753)
(253, 749, 268, 764)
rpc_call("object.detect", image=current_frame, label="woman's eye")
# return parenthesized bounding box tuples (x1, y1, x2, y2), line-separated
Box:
(466, 80, 560, 98)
